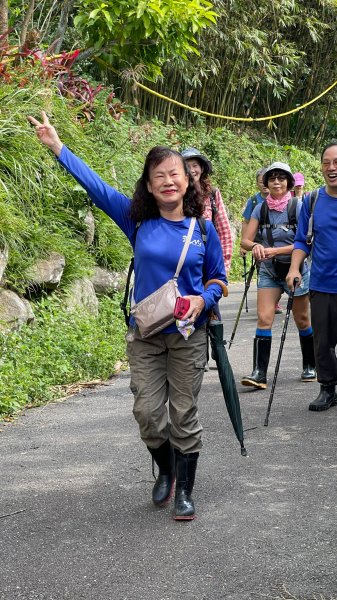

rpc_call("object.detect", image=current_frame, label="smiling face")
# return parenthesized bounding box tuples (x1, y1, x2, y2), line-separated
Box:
(186, 159, 203, 183)
(146, 155, 189, 216)
(256, 174, 269, 196)
(266, 170, 289, 198)
(321, 145, 337, 196)
(294, 184, 304, 197)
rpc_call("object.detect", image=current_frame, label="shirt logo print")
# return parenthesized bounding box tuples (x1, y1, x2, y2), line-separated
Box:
(182, 235, 202, 247)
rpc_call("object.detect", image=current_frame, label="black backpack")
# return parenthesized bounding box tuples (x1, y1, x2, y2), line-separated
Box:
(259, 197, 298, 247)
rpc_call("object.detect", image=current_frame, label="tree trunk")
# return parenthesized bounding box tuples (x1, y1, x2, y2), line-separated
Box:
(0, 0, 8, 47)
(52, 0, 75, 54)
(20, 0, 35, 47)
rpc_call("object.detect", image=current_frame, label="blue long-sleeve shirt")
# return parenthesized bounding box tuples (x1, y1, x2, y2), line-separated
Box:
(57, 146, 227, 332)
(294, 186, 337, 293)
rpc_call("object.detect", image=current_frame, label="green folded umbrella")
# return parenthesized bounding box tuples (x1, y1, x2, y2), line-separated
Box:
(208, 320, 247, 456)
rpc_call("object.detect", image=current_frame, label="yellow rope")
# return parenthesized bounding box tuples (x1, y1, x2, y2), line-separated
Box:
(135, 79, 337, 122)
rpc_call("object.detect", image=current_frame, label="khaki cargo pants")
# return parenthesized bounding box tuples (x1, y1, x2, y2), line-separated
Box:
(127, 325, 207, 454)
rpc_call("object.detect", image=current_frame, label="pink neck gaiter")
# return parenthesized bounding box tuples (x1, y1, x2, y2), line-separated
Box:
(266, 191, 291, 212)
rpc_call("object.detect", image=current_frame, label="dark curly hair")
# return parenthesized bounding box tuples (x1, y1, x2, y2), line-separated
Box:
(130, 146, 204, 221)
(198, 169, 213, 200)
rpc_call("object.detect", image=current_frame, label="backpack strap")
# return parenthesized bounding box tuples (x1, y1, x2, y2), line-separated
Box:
(120, 221, 140, 327)
(120, 256, 134, 327)
(305, 189, 320, 245)
(198, 216, 207, 245)
(259, 201, 274, 246)
(251, 193, 259, 210)
(287, 196, 298, 229)
(259, 198, 298, 248)
(210, 189, 217, 225)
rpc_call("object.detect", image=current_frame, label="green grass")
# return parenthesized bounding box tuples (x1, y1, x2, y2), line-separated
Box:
(0, 294, 127, 415)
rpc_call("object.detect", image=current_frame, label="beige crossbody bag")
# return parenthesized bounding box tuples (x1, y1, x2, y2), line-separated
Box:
(130, 218, 196, 338)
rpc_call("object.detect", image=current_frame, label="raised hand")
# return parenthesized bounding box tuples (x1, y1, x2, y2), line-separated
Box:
(28, 110, 63, 157)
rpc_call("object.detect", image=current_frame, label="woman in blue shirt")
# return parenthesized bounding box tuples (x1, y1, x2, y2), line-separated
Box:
(28, 111, 227, 521)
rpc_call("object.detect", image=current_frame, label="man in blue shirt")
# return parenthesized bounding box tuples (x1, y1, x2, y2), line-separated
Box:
(287, 141, 337, 411)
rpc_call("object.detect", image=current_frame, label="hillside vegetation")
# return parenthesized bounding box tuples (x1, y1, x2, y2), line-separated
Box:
(0, 80, 322, 415)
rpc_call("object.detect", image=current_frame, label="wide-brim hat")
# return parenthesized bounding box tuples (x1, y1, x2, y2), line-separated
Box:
(263, 161, 295, 189)
(181, 147, 213, 175)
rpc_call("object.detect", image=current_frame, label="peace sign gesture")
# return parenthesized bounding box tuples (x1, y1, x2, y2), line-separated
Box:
(28, 110, 63, 157)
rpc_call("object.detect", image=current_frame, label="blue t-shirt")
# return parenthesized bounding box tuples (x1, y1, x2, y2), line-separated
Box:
(242, 192, 264, 220)
(294, 186, 337, 293)
(57, 146, 227, 332)
(251, 200, 307, 277)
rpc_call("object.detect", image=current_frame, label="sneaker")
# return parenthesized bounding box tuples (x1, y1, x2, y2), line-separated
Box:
(274, 303, 283, 314)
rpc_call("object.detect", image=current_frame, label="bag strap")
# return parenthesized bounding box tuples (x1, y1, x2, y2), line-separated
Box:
(120, 221, 141, 326)
(305, 189, 319, 245)
(287, 196, 298, 229)
(198, 216, 207, 245)
(120, 256, 134, 326)
(173, 217, 196, 278)
(210, 189, 217, 224)
(259, 201, 274, 246)
(251, 193, 259, 209)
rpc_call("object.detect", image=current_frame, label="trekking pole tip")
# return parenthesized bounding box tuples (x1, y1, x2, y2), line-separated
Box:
(240, 445, 248, 457)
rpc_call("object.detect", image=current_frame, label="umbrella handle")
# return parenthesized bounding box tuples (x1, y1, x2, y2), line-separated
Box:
(204, 279, 228, 297)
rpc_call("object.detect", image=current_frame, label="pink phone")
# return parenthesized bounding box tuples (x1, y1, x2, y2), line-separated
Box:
(174, 297, 190, 319)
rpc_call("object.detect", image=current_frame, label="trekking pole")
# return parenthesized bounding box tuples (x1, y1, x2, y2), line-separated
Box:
(264, 277, 299, 427)
(228, 259, 256, 349)
(242, 255, 249, 313)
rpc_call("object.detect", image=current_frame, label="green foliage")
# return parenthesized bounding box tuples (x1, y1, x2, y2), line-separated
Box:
(134, 0, 337, 149)
(73, 0, 217, 78)
(0, 83, 132, 290)
(0, 294, 126, 415)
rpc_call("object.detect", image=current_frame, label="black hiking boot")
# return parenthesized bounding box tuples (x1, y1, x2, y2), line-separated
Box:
(173, 450, 199, 521)
(299, 334, 317, 382)
(309, 385, 337, 411)
(241, 336, 272, 390)
(147, 439, 175, 506)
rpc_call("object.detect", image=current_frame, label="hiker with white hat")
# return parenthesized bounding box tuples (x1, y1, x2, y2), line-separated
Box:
(240, 162, 316, 389)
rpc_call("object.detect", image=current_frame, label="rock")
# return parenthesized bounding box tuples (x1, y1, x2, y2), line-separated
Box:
(65, 278, 99, 316)
(83, 209, 95, 245)
(0, 289, 35, 332)
(90, 266, 127, 296)
(0, 247, 8, 282)
(28, 252, 65, 290)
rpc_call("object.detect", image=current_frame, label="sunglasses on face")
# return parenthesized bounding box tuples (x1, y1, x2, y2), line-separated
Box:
(268, 174, 287, 182)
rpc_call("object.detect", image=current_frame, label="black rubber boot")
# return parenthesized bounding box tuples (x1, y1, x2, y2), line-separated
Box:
(147, 439, 175, 506)
(241, 336, 272, 389)
(299, 334, 317, 382)
(309, 384, 337, 411)
(173, 449, 199, 521)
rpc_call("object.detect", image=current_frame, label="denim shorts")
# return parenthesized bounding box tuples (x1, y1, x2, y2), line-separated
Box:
(257, 268, 310, 297)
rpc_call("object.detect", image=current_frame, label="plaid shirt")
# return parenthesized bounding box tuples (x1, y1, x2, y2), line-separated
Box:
(203, 188, 233, 274)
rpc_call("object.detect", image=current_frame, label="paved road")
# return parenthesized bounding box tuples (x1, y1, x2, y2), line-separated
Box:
(1, 283, 336, 600)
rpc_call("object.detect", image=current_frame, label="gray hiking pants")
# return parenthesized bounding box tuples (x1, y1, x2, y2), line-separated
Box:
(127, 325, 207, 453)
